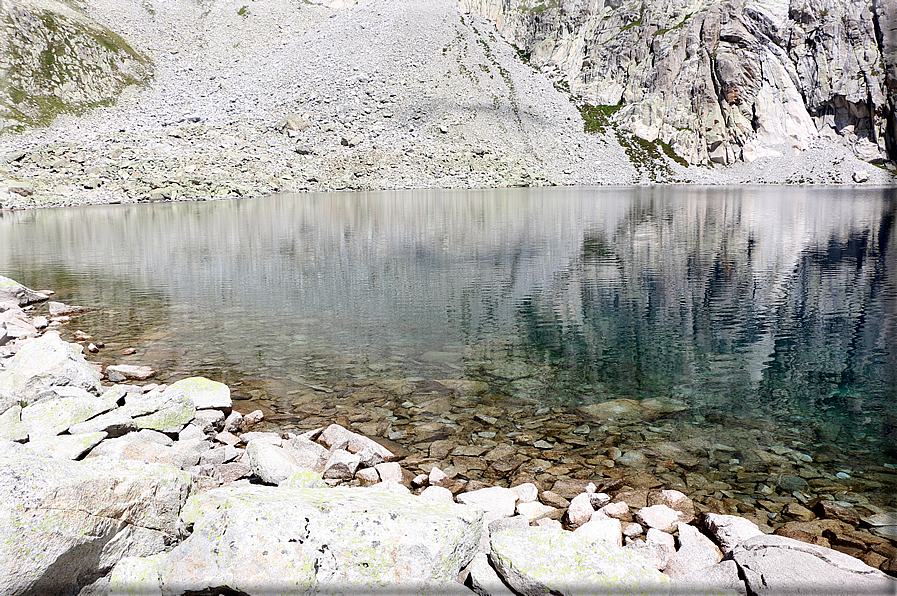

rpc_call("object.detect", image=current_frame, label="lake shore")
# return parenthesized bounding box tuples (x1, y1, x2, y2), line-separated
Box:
(2, 275, 896, 594)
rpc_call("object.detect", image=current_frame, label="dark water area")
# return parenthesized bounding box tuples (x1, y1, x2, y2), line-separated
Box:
(2, 185, 895, 513)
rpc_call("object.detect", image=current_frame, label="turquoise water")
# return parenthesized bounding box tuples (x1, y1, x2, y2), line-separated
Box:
(2, 186, 895, 506)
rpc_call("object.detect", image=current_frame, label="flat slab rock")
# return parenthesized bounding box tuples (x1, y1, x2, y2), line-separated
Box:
(730, 534, 897, 595)
(488, 526, 674, 596)
(160, 484, 483, 595)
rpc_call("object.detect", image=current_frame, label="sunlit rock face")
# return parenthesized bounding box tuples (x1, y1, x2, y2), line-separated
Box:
(0, 0, 152, 134)
(461, 0, 893, 165)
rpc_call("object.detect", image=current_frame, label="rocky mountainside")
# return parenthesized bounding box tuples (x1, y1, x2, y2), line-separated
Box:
(462, 0, 896, 165)
(0, 0, 894, 209)
(0, 0, 152, 133)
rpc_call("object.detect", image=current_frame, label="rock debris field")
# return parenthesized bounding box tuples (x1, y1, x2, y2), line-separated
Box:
(3, 271, 897, 593)
(1, 0, 894, 210)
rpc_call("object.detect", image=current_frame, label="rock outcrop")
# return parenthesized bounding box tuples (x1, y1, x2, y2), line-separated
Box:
(0, 0, 152, 134)
(461, 0, 895, 165)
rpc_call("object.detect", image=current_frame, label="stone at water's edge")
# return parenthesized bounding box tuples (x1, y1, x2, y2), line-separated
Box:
(161, 484, 482, 596)
(123, 387, 196, 434)
(730, 534, 897, 595)
(0, 440, 191, 596)
(20, 385, 117, 438)
(488, 526, 674, 596)
(168, 376, 232, 411)
(0, 275, 48, 308)
(0, 331, 102, 412)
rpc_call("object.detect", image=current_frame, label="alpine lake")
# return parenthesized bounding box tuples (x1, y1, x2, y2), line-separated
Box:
(2, 185, 895, 523)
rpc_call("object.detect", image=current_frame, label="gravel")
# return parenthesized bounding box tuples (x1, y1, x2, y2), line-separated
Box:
(0, 0, 894, 210)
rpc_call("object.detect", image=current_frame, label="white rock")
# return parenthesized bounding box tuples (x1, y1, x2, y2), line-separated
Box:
(664, 522, 724, 579)
(516, 500, 556, 522)
(625, 528, 676, 571)
(323, 448, 360, 480)
(599, 500, 630, 519)
(162, 485, 482, 594)
(355, 467, 380, 485)
(25, 431, 107, 460)
(245, 440, 303, 485)
(374, 461, 403, 483)
(467, 552, 516, 596)
(429, 465, 448, 486)
(510, 482, 538, 503)
(284, 435, 329, 474)
(108, 554, 166, 596)
(21, 386, 117, 438)
(702, 513, 764, 553)
(169, 377, 232, 411)
(420, 485, 454, 503)
(574, 512, 623, 546)
(567, 493, 595, 527)
(457, 486, 518, 519)
(636, 504, 682, 532)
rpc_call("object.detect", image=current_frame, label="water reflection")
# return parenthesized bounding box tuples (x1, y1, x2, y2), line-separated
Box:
(1, 186, 895, 498)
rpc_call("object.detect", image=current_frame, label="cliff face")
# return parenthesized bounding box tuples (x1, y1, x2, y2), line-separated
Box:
(461, 0, 895, 165)
(0, 0, 152, 134)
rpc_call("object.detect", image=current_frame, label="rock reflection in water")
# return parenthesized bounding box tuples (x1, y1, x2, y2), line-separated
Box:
(0, 186, 894, 516)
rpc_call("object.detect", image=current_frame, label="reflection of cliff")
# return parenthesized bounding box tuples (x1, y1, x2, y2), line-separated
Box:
(515, 188, 895, 447)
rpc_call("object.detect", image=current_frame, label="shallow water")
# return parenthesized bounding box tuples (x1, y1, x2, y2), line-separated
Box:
(2, 186, 895, 510)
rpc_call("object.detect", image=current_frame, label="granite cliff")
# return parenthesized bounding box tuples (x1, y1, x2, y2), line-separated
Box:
(461, 0, 896, 165)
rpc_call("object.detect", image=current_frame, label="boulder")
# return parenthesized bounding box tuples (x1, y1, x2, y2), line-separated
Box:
(0, 276, 48, 309)
(567, 492, 595, 527)
(20, 386, 117, 438)
(108, 554, 166, 596)
(323, 448, 361, 480)
(489, 526, 672, 595)
(573, 514, 622, 547)
(0, 405, 27, 441)
(664, 522, 723, 579)
(730, 534, 897, 595)
(167, 377, 232, 411)
(467, 552, 516, 596)
(26, 431, 107, 460)
(625, 528, 675, 571)
(0, 440, 190, 596)
(246, 440, 304, 485)
(636, 504, 682, 533)
(123, 387, 196, 434)
(87, 435, 210, 470)
(160, 485, 482, 595)
(0, 331, 102, 411)
(457, 486, 518, 520)
(48, 301, 97, 316)
(284, 435, 329, 473)
(676, 560, 746, 594)
(702, 513, 764, 553)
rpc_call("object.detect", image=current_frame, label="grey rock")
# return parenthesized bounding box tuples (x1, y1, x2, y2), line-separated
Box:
(26, 431, 107, 460)
(624, 528, 675, 571)
(168, 376, 231, 411)
(123, 387, 196, 434)
(284, 435, 329, 473)
(191, 408, 225, 433)
(467, 552, 516, 596)
(664, 522, 723, 579)
(677, 559, 746, 595)
(0, 275, 48, 308)
(245, 439, 303, 485)
(106, 364, 156, 382)
(0, 405, 27, 441)
(161, 484, 482, 595)
(489, 526, 672, 596)
(458, 486, 518, 521)
(20, 386, 117, 438)
(48, 301, 97, 317)
(323, 448, 361, 480)
(0, 331, 102, 411)
(108, 554, 166, 596)
(731, 534, 896, 595)
(636, 504, 682, 533)
(573, 513, 622, 547)
(702, 513, 764, 553)
(222, 410, 243, 433)
(0, 440, 190, 596)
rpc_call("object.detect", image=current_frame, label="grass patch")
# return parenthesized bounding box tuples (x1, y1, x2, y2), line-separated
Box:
(238, 5, 250, 17)
(579, 103, 621, 134)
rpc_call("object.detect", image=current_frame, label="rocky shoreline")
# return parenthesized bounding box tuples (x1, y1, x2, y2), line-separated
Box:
(3, 275, 897, 595)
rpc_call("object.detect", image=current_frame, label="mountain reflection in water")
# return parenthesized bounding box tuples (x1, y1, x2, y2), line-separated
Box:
(1, 185, 894, 508)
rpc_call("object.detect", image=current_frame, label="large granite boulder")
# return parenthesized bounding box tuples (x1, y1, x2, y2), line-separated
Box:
(167, 376, 232, 411)
(0, 275, 48, 309)
(730, 534, 897, 594)
(488, 526, 672, 595)
(0, 331, 102, 412)
(159, 484, 482, 595)
(0, 440, 191, 596)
